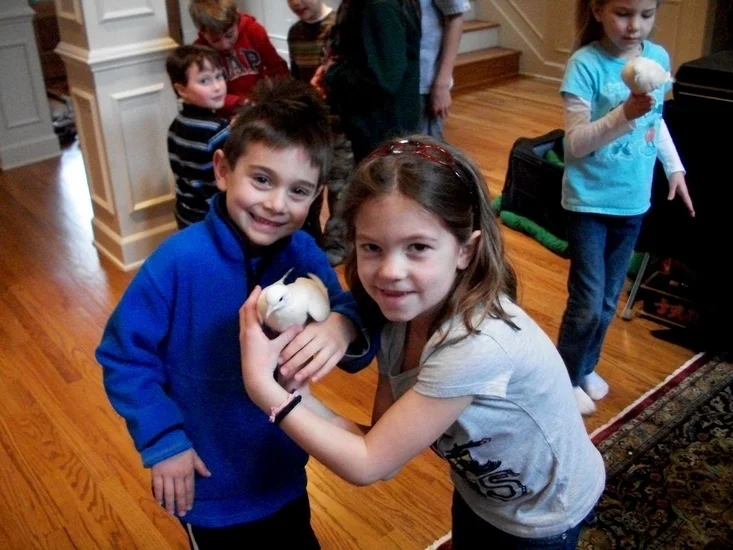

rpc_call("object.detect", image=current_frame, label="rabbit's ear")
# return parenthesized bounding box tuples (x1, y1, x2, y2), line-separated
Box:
(278, 267, 294, 284)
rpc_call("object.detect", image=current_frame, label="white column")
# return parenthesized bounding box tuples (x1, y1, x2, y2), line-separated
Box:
(55, 0, 180, 271)
(0, 1, 61, 171)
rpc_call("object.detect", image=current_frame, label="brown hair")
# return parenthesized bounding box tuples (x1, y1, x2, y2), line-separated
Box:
(189, 0, 238, 35)
(221, 78, 332, 187)
(575, 0, 661, 51)
(342, 136, 519, 349)
(165, 45, 223, 94)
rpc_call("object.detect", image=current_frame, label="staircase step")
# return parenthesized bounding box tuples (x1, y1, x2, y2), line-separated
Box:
(465, 0, 476, 20)
(453, 47, 521, 92)
(458, 19, 500, 54)
(463, 20, 499, 32)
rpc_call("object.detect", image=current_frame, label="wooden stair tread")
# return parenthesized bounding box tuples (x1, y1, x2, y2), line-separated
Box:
(456, 47, 520, 66)
(453, 47, 521, 92)
(463, 19, 499, 32)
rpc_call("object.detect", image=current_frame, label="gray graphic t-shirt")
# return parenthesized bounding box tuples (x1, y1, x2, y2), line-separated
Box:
(378, 298, 605, 538)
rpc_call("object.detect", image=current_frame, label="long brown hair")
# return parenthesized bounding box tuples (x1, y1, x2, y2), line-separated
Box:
(575, 0, 603, 51)
(342, 136, 518, 349)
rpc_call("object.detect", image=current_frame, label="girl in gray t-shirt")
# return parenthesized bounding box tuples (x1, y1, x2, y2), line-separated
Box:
(240, 135, 605, 549)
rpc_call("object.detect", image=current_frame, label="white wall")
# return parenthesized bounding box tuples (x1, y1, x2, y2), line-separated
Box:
(476, 0, 714, 81)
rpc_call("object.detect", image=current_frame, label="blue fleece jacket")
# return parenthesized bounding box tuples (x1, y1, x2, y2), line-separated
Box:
(95, 194, 377, 527)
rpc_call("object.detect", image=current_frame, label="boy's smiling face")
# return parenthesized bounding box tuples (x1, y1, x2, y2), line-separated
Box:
(214, 143, 321, 247)
(287, 0, 325, 23)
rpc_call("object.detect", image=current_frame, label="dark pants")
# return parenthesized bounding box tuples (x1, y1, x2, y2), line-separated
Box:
(452, 490, 593, 549)
(303, 187, 325, 243)
(557, 212, 644, 386)
(303, 129, 354, 264)
(181, 493, 320, 549)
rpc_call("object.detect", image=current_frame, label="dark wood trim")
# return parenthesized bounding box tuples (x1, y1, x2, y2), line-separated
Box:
(166, 0, 183, 44)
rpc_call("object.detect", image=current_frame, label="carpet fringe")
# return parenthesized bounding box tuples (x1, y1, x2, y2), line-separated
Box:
(590, 351, 706, 441)
(425, 530, 452, 549)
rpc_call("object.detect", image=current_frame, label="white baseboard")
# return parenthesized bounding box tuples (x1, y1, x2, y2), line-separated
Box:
(0, 133, 60, 171)
(519, 71, 562, 84)
(92, 217, 178, 271)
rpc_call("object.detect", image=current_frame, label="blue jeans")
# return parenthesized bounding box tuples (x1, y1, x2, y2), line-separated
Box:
(417, 94, 445, 140)
(557, 212, 644, 386)
(451, 490, 595, 549)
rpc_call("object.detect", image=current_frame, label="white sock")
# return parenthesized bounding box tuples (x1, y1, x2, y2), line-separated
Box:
(573, 386, 597, 416)
(581, 372, 610, 401)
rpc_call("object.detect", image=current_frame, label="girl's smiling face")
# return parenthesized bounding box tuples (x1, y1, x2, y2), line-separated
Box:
(355, 191, 477, 325)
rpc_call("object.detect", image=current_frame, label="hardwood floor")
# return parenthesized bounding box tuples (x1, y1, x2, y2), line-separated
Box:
(0, 77, 694, 549)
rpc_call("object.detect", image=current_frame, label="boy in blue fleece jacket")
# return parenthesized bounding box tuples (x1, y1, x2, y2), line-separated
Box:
(95, 79, 377, 548)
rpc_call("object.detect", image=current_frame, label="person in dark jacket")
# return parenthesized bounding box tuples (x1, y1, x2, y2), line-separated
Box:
(313, 0, 422, 162)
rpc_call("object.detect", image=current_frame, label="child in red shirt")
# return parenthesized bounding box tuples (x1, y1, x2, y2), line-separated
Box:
(190, 0, 290, 117)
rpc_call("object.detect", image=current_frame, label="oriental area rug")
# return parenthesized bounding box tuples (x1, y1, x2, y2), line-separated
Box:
(426, 352, 733, 550)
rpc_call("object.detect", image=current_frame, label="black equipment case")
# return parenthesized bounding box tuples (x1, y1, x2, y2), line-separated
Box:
(501, 128, 568, 240)
(673, 50, 733, 111)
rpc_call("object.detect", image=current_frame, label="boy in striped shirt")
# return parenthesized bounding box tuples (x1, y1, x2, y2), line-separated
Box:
(166, 45, 231, 229)
(286, 0, 335, 84)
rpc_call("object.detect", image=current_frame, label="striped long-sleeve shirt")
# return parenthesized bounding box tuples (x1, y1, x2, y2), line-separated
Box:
(167, 103, 231, 228)
(287, 11, 336, 84)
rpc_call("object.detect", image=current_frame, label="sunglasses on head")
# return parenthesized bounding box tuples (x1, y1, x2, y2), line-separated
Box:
(368, 138, 478, 203)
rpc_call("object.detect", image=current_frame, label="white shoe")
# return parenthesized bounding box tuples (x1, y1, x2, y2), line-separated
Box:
(581, 372, 610, 401)
(573, 386, 597, 416)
